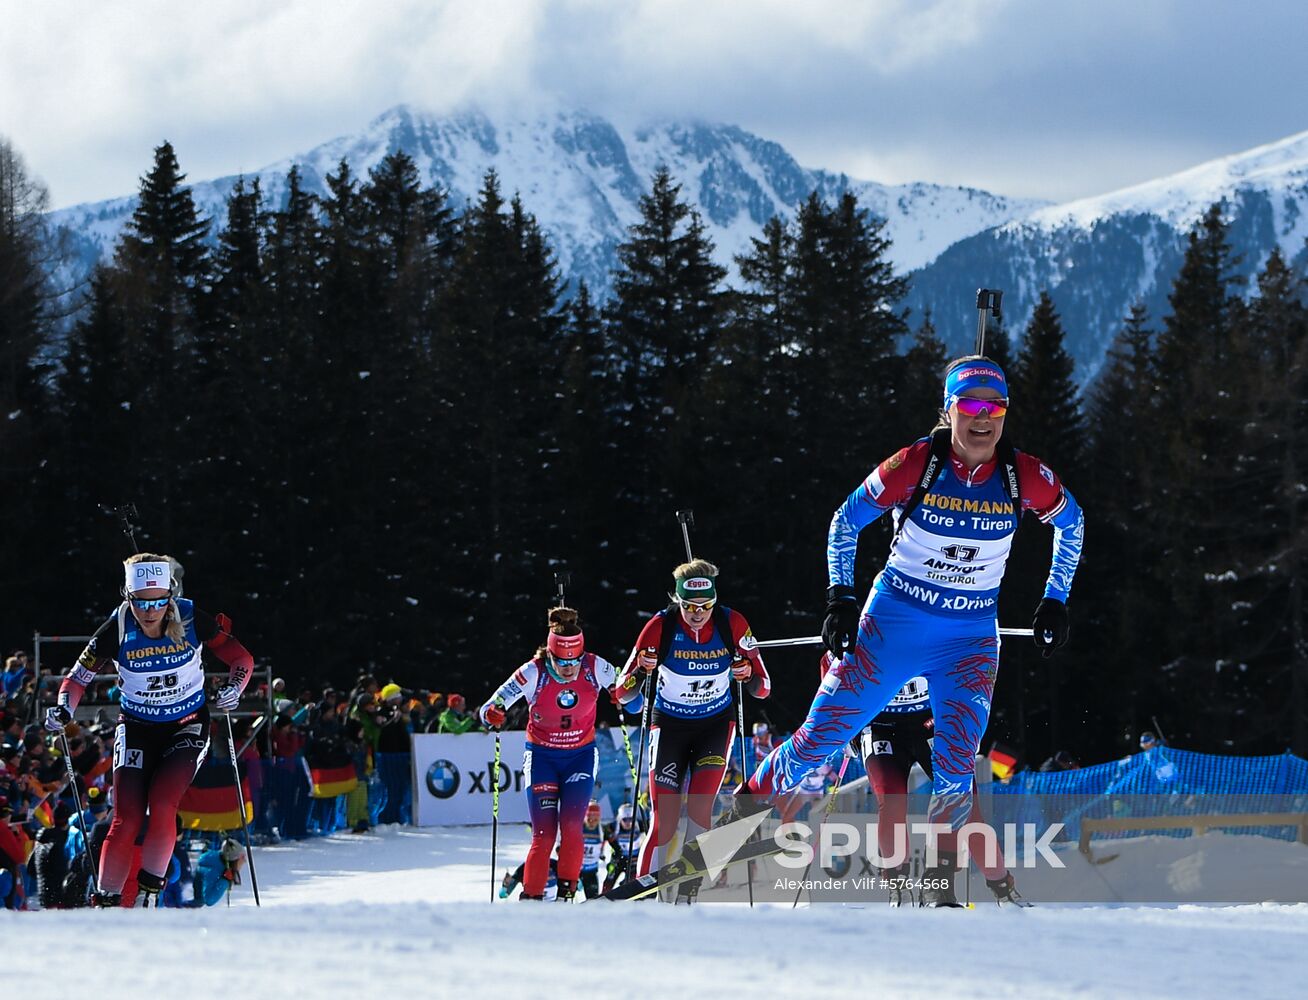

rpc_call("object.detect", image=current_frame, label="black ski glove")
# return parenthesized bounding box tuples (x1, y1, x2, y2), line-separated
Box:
(822, 585, 860, 658)
(1032, 598, 1069, 658)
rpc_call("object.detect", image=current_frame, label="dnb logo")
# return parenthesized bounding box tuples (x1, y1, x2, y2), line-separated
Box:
(425, 759, 461, 799)
(556, 688, 578, 710)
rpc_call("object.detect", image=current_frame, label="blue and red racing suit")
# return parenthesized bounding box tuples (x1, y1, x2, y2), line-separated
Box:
(750, 439, 1084, 836)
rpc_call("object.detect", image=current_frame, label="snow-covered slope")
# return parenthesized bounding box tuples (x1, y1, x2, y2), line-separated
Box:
(907, 130, 1308, 376)
(47, 104, 1044, 298)
(5, 823, 1303, 1000)
(1026, 129, 1308, 237)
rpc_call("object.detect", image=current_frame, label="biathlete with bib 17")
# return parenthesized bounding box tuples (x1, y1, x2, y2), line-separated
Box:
(614, 560, 771, 899)
(478, 607, 622, 901)
(44, 554, 255, 908)
(745, 356, 1084, 906)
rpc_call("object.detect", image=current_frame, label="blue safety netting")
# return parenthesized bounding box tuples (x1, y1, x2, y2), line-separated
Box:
(988, 749, 1308, 845)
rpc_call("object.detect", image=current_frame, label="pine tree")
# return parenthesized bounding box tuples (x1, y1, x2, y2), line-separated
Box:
(604, 167, 728, 594)
(1079, 303, 1160, 745)
(900, 310, 949, 430)
(1010, 291, 1085, 472)
(49, 269, 136, 609)
(607, 166, 727, 416)
(188, 177, 270, 592)
(87, 141, 214, 549)
(0, 138, 52, 421)
(115, 141, 212, 377)
(260, 165, 327, 662)
(1223, 249, 1308, 750)
(1146, 202, 1248, 745)
(433, 171, 564, 667)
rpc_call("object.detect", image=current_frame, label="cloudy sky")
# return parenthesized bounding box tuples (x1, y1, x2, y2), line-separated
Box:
(3, 0, 1306, 210)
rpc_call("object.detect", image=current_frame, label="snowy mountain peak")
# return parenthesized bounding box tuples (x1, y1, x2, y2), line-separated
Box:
(906, 127, 1308, 379)
(47, 103, 1043, 298)
(1024, 128, 1308, 232)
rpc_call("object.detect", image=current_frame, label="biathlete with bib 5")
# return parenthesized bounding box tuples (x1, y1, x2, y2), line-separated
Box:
(478, 607, 623, 901)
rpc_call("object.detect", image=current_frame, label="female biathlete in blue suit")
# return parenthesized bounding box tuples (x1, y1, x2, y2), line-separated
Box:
(746, 357, 1085, 906)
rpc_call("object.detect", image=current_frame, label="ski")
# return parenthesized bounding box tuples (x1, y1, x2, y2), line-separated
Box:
(600, 833, 789, 901)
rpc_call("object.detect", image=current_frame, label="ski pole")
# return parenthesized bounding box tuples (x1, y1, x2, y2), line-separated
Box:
(734, 679, 755, 908)
(791, 747, 855, 909)
(618, 713, 638, 785)
(57, 727, 100, 898)
(235, 715, 267, 758)
(491, 730, 501, 902)
(625, 668, 653, 878)
(224, 713, 260, 906)
(755, 628, 1035, 649)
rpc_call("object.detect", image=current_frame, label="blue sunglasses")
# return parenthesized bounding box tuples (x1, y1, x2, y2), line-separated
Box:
(129, 597, 170, 611)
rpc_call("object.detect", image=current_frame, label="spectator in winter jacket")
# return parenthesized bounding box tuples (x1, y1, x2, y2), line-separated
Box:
(0, 795, 28, 909)
(1, 711, 23, 749)
(314, 689, 342, 739)
(33, 801, 73, 908)
(438, 694, 478, 734)
(2, 655, 29, 699)
(422, 693, 447, 734)
(192, 838, 245, 906)
(376, 684, 411, 825)
(344, 693, 380, 833)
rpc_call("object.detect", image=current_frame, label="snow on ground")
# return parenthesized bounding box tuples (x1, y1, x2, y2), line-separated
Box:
(3, 824, 1305, 999)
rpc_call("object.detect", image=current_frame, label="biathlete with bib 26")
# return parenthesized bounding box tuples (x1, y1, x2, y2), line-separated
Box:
(45, 554, 255, 908)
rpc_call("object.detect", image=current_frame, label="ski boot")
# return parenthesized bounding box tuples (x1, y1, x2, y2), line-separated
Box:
(714, 785, 773, 828)
(90, 890, 122, 908)
(674, 877, 702, 905)
(137, 870, 167, 908)
(918, 852, 963, 909)
(556, 879, 577, 902)
(986, 872, 1029, 907)
(883, 864, 912, 908)
(518, 892, 546, 901)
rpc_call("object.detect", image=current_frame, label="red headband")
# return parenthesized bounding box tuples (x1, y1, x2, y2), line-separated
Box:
(547, 631, 585, 660)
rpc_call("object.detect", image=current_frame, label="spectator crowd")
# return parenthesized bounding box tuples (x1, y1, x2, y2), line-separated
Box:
(2, 636, 492, 910)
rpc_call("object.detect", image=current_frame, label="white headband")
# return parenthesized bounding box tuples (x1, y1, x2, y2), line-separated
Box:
(125, 561, 171, 594)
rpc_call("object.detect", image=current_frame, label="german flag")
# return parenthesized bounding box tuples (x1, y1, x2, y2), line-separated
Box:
(306, 743, 358, 799)
(178, 761, 253, 831)
(989, 742, 1020, 782)
(33, 799, 54, 828)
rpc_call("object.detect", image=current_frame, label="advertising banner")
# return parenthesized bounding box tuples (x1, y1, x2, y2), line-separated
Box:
(412, 732, 531, 826)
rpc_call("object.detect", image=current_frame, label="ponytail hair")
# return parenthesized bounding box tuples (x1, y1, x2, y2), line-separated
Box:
(536, 606, 582, 660)
(548, 606, 581, 635)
